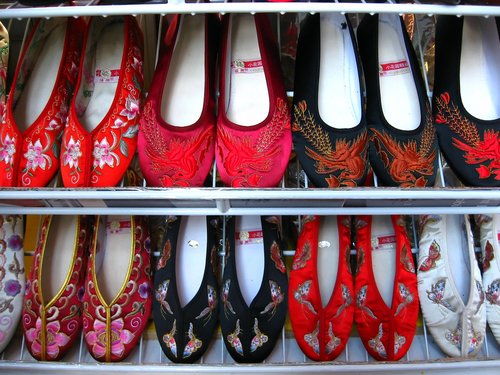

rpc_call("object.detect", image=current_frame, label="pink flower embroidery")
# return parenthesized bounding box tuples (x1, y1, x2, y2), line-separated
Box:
(93, 137, 119, 169)
(24, 139, 50, 171)
(85, 318, 134, 359)
(131, 57, 143, 78)
(0, 134, 15, 165)
(120, 96, 139, 121)
(0, 101, 6, 123)
(25, 318, 70, 359)
(63, 137, 82, 169)
(113, 118, 125, 129)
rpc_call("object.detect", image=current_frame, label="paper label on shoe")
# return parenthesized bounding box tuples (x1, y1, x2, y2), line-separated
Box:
(379, 59, 410, 77)
(231, 59, 263, 74)
(106, 220, 131, 234)
(372, 234, 397, 250)
(95, 68, 120, 83)
(236, 229, 263, 245)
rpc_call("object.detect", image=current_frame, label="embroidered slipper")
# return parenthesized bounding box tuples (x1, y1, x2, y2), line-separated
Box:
(22, 215, 92, 361)
(61, 16, 144, 187)
(356, 13, 438, 187)
(216, 14, 292, 188)
(0, 18, 84, 187)
(288, 215, 354, 361)
(433, 16, 500, 187)
(220, 216, 288, 363)
(354, 215, 419, 361)
(417, 215, 486, 357)
(292, 13, 368, 188)
(0, 215, 25, 354)
(83, 216, 151, 362)
(138, 14, 218, 187)
(152, 216, 219, 363)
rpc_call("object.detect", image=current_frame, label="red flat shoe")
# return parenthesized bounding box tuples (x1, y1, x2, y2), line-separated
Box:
(216, 14, 292, 188)
(138, 14, 218, 187)
(60, 16, 144, 187)
(353, 215, 419, 361)
(22, 215, 92, 361)
(0, 18, 84, 187)
(289, 215, 354, 361)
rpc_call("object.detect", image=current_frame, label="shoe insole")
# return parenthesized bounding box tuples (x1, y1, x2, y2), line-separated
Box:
(41, 215, 79, 304)
(161, 15, 205, 127)
(446, 215, 471, 305)
(176, 216, 207, 308)
(317, 216, 339, 308)
(460, 17, 500, 121)
(79, 21, 125, 133)
(225, 14, 269, 126)
(235, 216, 265, 306)
(371, 216, 397, 308)
(14, 20, 66, 131)
(378, 13, 420, 131)
(318, 14, 361, 129)
(95, 215, 133, 304)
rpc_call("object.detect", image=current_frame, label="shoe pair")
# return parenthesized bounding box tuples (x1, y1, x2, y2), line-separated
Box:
(293, 13, 438, 188)
(138, 13, 291, 188)
(0, 15, 144, 188)
(289, 215, 419, 361)
(22, 215, 151, 362)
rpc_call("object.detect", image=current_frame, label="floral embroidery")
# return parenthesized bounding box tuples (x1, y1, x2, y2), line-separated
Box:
(24, 139, 52, 172)
(162, 319, 177, 356)
(294, 280, 317, 315)
(486, 279, 500, 306)
(445, 322, 462, 349)
(120, 96, 140, 121)
(85, 318, 134, 359)
(222, 279, 236, 318)
(227, 319, 243, 356)
(195, 285, 217, 325)
(418, 240, 441, 272)
(304, 322, 320, 355)
(394, 283, 414, 316)
(368, 323, 387, 359)
(326, 322, 341, 355)
(217, 97, 290, 187)
(483, 240, 494, 271)
(394, 332, 406, 355)
(93, 137, 120, 169)
(138, 282, 150, 299)
(333, 284, 352, 318)
(293, 100, 368, 187)
(292, 240, 311, 270)
(356, 285, 377, 320)
(468, 326, 483, 354)
(62, 137, 82, 169)
(400, 244, 415, 273)
(260, 280, 284, 318)
(370, 108, 436, 187)
(3, 279, 21, 297)
(183, 323, 202, 359)
(0, 134, 15, 166)
(250, 318, 268, 352)
(25, 318, 70, 359)
(270, 241, 286, 273)
(435, 92, 500, 180)
(156, 279, 173, 316)
(426, 279, 456, 311)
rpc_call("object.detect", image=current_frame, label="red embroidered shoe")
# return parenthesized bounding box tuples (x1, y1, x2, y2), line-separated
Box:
(0, 22, 7, 124)
(83, 216, 151, 362)
(353, 215, 419, 361)
(0, 18, 83, 187)
(288, 215, 354, 361)
(138, 14, 218, 187)
(22, 215, 92, 361)
(60, 16, 144, 188)
(216, 14, 292, 188)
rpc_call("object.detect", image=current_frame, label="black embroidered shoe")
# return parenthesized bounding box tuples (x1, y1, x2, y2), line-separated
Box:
(220, 216, 288, 363)
(292, 13, 369, 188)
(433, 16, 500, 187)
(153, 216, 220, 364)
(357, 13, 438, 187)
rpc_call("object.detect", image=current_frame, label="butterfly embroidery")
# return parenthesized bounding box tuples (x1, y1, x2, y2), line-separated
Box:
(292, 240, 311, 270)
(326, 322, 341, 354)
(157, 239, 172, 270)
(356, 285, 377, 320)
(156, 279, 173, 316)
(183, 323, 203, 359)
(333, 284, 352, 318)
(426, 279, 456, 312)
(270, 240, 286, 273)
(483, 240, 494, 271)
(210, 244, 218, 274)
(260, 280, 284, 318)
(368, 323, 387, 359)
(445, 322, 462, 349)
(418, 240, 441, 272)
(222, 279, 236, 317)
(304, 321, 320, 355)
(250, 318, 268, 352)
(355, 247, 365, 276)
(400, 244, 415, 273)
(486, 279, 500, 305)
(195, 285, 217, 325)
(227, 319, 243, 356)
(294, 280, 317, 315)
(475, 280, 484, 314)
(394, 283, 414, 316)
(162, 319, 177, 356)
(394, 332, 406, 355)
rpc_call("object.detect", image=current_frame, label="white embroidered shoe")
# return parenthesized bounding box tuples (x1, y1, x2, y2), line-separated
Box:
(417, 215, 486, 357)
